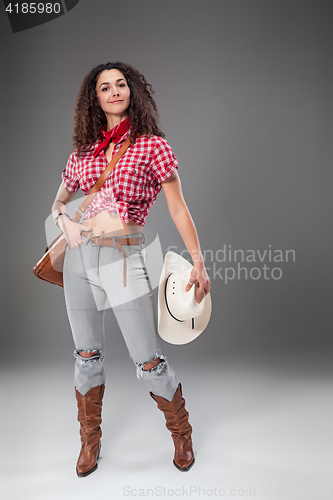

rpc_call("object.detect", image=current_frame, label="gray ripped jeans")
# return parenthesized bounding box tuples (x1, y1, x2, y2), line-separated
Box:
(63, 232, 179, 401)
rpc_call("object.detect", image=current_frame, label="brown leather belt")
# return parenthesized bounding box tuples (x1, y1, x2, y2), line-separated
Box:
(80, 231, 144, 287)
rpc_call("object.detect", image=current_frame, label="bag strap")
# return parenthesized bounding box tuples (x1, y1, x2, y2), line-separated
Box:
(72, 135, 137, 223)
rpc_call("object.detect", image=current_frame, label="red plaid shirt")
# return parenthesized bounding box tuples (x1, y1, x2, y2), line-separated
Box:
(62, 129, 179, 226)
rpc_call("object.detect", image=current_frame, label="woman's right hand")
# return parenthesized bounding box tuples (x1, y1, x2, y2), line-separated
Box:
(52, 183, 93, 249)
(59, 218, 92, 249)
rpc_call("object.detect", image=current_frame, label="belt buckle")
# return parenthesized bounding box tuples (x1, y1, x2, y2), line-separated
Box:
(81, 230, 91, 246)
(91, 234, 100, 246)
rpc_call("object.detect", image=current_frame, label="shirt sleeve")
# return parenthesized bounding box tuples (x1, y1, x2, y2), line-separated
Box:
(61, 150, 80, 192)
(150, 137, 179, 184)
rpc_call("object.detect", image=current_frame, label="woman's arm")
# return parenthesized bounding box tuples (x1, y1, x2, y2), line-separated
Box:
(161, 171, 211, 303)
(51, 182, 92, 249)
(51, 182, 76, 222)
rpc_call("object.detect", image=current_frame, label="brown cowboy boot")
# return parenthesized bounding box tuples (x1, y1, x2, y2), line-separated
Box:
(150, 383, 195, 471)
(75, 384, 105, 477)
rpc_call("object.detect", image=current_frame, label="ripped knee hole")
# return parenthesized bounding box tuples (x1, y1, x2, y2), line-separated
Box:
(73, 349, 103, 363)
(79, 350, 99, 359)
(136, 353, 167, 379)
(143, 357, 162, 370)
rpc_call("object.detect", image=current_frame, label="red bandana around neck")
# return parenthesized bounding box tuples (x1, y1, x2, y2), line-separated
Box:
(93, 116, 131, 158)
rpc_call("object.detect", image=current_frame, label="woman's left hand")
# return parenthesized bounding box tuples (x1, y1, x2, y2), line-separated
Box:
(185, 261, 211, 304)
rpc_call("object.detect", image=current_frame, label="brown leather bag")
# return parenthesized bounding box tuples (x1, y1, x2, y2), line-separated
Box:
(33, 137, 134, 287)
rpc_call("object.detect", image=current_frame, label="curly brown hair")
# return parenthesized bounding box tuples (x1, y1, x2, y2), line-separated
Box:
(73, 62, 165, 153)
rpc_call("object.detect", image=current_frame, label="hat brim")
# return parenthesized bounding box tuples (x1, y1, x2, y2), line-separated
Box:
(158, 251, 212, 345)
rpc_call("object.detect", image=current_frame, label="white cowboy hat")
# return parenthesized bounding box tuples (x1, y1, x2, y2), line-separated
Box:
(158, 251, 212, 345)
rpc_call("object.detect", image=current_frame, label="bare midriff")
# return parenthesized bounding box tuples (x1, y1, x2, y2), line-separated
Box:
(84, 209, 142, 237)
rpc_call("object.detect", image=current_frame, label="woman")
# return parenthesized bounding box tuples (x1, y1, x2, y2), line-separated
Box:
(51, 62, 211, 477)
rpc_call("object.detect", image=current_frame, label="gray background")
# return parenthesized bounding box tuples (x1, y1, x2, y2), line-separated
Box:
(1, 1, 332, 499)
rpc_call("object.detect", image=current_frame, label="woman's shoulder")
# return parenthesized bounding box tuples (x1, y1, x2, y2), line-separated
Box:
(138, 134, 174, 152)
